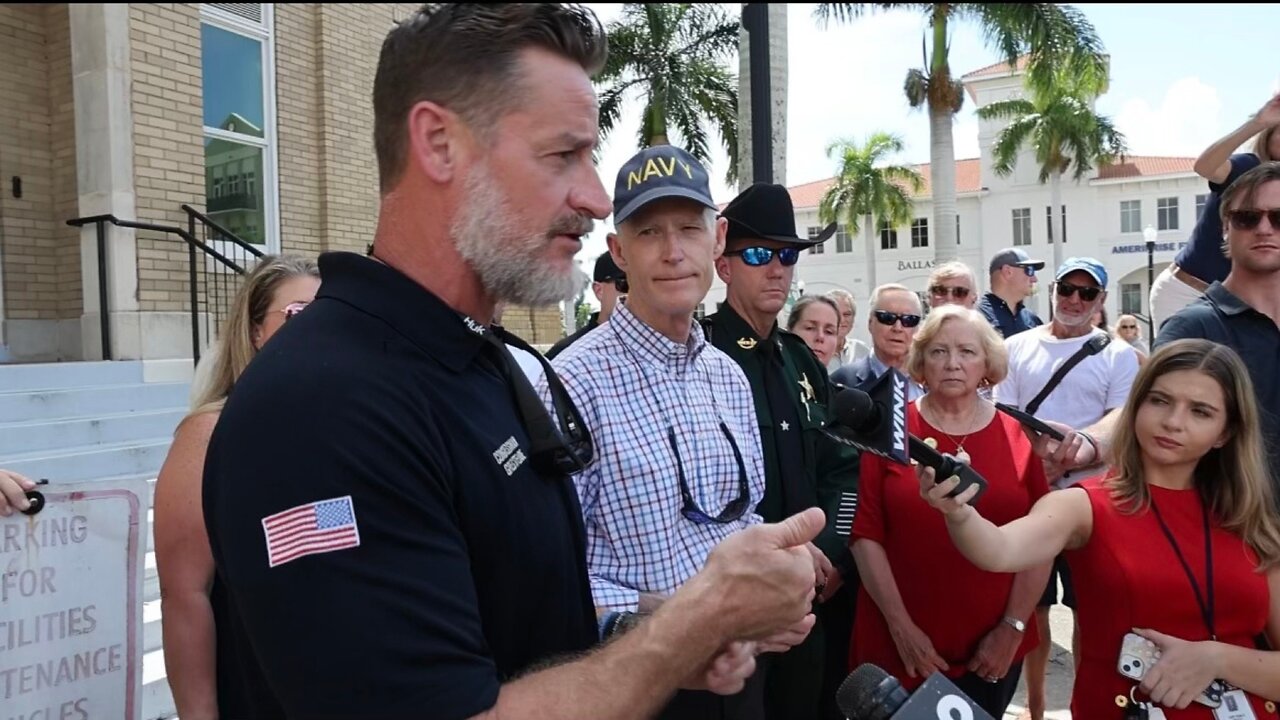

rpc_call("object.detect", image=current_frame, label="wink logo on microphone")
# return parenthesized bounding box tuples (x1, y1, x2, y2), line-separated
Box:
(890, 371, 907, 459)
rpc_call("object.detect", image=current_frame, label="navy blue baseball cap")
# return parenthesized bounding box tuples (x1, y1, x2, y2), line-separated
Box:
(612, 146, 717, 224)
(1055, 257, 1109, 287)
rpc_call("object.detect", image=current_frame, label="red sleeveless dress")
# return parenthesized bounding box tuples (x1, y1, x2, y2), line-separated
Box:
(1067, 476, 1275, 718)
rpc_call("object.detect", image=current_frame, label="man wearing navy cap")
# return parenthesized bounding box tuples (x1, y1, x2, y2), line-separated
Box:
(546, 252, 627, 359)
(704, 183, 861, 720)
(543, 150, 822, 720)
(978, 248, 1046, 338)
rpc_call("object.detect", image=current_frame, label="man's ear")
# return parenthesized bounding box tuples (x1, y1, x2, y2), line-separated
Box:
(714, 256, 733, 285)
(405, 100, 470, 184)
(713, 216, 728, 258)
(606, 233, 624, 271)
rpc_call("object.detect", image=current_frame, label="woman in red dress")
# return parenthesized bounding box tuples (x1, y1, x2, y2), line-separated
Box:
(921, 339, 1280, 718)
(849, 305, 1053, 717)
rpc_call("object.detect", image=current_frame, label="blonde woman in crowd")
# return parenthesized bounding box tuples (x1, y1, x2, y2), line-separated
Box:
(154, 255, 319, 719)
(786, 294, 842, 366)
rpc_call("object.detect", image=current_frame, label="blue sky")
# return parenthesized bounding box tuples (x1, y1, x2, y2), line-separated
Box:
(578, 3, 1279, 267)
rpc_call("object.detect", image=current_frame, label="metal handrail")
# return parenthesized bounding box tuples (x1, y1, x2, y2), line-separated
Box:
(67, 213, 255, 364)
(180, 204, 265, 260)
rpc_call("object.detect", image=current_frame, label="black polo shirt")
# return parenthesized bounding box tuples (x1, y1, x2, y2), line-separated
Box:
(977, 292, 1043, 339)
(1156, 281, 1280, 488)
(203, 252, 597, 719)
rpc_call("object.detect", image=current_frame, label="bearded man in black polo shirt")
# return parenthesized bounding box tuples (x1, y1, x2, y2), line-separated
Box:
(201, 5, 825, 720)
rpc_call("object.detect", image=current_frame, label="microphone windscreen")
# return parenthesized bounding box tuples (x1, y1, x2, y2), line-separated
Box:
(836, 663, 905, 720)
(832, 387, 876, 432)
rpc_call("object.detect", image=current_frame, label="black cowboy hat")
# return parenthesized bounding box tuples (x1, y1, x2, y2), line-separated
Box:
(720, 183, 836, 247)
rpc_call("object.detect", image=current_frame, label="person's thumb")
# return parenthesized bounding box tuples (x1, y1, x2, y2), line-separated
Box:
(761, 507, 825, 548)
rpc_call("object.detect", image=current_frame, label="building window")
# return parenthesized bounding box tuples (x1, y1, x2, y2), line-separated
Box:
(955, 215, 961, 245)
(835, 225, 852, 253)
(1120, 200, 1142, 234)
(879, 221, 898, 250)
(1120, 283, 1143, 316)
(201, 5, 276, 249)
(807, 226, 825, 254)
(1157, 197, 1179, 231)
(1011, 208, 1032, 246)
(1045, 205, 1066, 243)
(808, 228, 829, 256)
(1195, 193, 1209, 221)
(910, 218, 928, 248)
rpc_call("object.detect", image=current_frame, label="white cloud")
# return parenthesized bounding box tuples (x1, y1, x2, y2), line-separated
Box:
(1110, 77, 1224, 157)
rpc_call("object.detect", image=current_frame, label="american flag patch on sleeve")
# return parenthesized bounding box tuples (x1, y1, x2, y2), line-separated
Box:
(262, 496, 361, 568)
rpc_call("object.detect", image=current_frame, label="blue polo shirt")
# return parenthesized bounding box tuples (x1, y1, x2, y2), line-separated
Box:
(977, 292, 1043, 339)
(1173, 154, 1261, 286)
(203, 252, 598, 719)
(1156, 282, 1280, 490)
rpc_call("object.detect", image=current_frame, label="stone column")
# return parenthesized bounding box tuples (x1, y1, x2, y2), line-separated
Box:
(70, 3, 139, 360)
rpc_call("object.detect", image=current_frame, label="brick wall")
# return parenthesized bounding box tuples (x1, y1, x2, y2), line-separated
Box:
(502, 305, 568, 348)
(0, 4, 69, 322)
(273, 3, 323, 258)
(129, 3, 204, 313)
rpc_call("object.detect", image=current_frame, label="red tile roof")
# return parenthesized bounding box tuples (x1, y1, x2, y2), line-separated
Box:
(961, 56, 1030, 81)
(1095, 155, 1196, 180)
(784, 156, 1197, 209)
(787, 158, 983, 209)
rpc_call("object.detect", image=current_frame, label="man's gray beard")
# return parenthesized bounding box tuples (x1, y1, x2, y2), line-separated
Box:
(452, 166, 588, 307)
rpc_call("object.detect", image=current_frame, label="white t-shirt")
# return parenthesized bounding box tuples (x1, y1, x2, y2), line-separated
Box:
(995, 326, 1139, 431)
(507, 345, 546, 386)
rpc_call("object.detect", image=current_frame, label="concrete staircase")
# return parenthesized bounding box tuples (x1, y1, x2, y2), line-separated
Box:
(0, 360, 187, 719)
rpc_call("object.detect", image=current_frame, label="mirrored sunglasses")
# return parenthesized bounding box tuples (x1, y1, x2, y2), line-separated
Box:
(725, 246, 801, 267)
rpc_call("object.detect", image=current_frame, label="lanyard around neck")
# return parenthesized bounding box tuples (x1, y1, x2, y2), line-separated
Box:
(1149, 494, 1215, 640)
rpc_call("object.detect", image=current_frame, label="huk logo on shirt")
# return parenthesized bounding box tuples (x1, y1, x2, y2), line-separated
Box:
(462, 316, 486, 335)
(492, 436, 527, 477)
(626, 155, 695, 190)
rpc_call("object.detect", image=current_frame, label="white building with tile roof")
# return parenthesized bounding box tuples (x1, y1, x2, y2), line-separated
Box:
(704, 59, 1208, 350)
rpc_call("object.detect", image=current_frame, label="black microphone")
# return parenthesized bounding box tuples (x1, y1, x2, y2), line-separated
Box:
(838, 664, 995, 720)
(826, 369, 987, 504)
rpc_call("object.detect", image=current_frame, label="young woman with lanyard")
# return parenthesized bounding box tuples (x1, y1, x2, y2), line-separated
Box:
(918, 339, 1280, 719)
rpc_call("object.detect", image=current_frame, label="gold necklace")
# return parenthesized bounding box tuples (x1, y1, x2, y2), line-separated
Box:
(923, 395, 984, 455)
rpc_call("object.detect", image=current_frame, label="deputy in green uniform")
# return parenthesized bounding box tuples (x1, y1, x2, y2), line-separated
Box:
(703, 183, 861, 720)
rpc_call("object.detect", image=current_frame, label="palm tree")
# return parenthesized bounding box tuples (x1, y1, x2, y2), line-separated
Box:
(977, 68, 1126, 269)
(597, 4, 740, 183)
(813, 3, 1108, 262)
(819, 133, 924, 290)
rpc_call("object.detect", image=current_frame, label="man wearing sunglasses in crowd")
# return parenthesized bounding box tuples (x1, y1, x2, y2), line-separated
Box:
(541, 148, 820, 720)
(926, 261, 979, 310)
(546, 252, 627, 359)
(977, 248, 1045, 339)
(993, 256, 1139, 720)
(703, 183, 862, 720)
(831, 283, 927, 401)
(1156, 162, 1280, 497)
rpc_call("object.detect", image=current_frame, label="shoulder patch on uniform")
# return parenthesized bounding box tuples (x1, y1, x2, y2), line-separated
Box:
(262, 496, 361, 568)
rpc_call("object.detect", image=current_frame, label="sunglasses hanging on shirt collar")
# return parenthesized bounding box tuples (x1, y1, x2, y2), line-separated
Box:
(469, 318, 595, 476)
